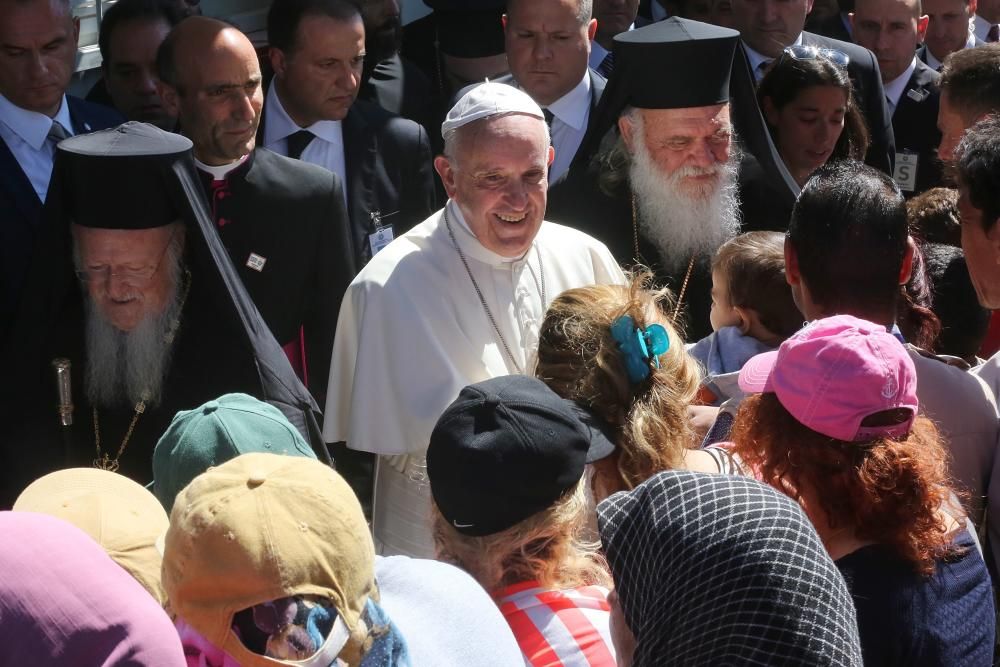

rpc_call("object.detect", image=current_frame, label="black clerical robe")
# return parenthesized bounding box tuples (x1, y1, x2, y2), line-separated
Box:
(197, 148, 355, 404)
(0, 135, 327, 506)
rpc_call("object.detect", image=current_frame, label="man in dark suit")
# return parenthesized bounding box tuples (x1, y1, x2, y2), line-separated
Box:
(354, 0, 436, 137)
(157, 17, 355, 405)
(853, 0, 944, 195)
(86, 0, 184, 130)
(0, 0, 123, 342)
(261, 0, 435, 270)
(502, 0, 607, 184)
(730, 0, 896, 175)
(919, 0, 984, 69)
(592, 0, 642, 76)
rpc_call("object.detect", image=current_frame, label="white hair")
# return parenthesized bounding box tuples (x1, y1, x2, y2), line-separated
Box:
(628, 112, 742, 273)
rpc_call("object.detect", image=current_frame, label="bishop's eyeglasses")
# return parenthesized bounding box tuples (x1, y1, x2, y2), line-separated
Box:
(74, 231, 177, 289)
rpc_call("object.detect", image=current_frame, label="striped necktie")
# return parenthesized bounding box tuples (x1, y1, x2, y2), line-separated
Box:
(597, 51, 615, 78)
(48, 120, 69, 145)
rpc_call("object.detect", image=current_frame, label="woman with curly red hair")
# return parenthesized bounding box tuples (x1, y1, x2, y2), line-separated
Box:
(730, 314, 994, 665)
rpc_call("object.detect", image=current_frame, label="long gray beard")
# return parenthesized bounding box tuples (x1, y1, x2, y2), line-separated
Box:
(630, 140, 742, 274)
(84, 290, 183, 409)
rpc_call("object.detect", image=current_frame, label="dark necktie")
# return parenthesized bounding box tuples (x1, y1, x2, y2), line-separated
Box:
(47, 120, 69, 145)
(286, 129, 315, 160)
(542, 108, 554, 129)
(597, 51, 615, 78)
(988, 24, 999, 43)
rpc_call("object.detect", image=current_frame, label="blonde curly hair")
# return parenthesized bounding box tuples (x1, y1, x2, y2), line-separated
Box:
(432, 480, 611, 594)
(534, 273, 702, 494)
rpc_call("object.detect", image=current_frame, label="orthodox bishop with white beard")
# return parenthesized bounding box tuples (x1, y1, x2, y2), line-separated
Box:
(0, 123, 328, 504)
(549, 19, 762, 340)
(324, 83, 624, 558)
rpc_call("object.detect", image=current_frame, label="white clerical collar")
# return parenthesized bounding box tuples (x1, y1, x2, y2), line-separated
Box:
(195, 153, 249, 180)
(0, 93, 73, 149)
(884, 57, 918, 111)
(546, 73, 591, 130)
(444, 199, 535, 266)
(264, 81, 344, 147)
(744, 33, 803, 77)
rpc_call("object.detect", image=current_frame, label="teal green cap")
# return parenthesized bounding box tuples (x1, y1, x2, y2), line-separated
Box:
(153, 393, 317, 513)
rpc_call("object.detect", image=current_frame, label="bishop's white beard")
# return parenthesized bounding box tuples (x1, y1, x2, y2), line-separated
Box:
(629, 138, 741, 274)
(84, 288, 183, 410)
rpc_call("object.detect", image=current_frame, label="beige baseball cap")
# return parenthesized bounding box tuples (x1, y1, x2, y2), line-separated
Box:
(162, 452, 375, 666)
(14, 467, 170, 605)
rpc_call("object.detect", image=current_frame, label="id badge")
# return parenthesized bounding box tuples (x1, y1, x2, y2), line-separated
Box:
(893, 152, 919, 192)
(368, 225, 394, 256)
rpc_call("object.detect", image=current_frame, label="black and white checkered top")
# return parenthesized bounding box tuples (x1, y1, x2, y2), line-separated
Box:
(597, 470, 863, 666)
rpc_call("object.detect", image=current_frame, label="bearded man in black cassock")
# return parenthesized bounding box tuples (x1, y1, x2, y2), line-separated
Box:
(547, 18, 799, 340)
(0, 123, 326, 505)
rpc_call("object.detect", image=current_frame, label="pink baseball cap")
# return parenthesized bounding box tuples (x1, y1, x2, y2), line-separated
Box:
(738, 315, 919, 442)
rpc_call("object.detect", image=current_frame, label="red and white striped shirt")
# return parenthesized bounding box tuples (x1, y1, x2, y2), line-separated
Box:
(496, 580, 617, 667)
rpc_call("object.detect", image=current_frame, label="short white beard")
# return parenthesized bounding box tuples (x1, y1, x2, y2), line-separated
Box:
(629, 132, 742, 274)
(84, 284, 183, 409)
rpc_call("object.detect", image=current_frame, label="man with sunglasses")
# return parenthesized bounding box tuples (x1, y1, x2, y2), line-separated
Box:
(730, 0, 896, 175)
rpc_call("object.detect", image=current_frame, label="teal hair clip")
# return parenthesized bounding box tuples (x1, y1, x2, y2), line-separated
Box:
(610, 315, 670, 384)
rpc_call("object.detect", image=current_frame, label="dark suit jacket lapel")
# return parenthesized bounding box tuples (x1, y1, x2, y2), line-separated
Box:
(893, 61, 936, 123)
(0, 134, 42, 223)
(588, 69, 606, 117)
(910, 59, 937, 90)
(66, 97, 96, 135)
(343, 106, 377, 236)
(569, 70, 608, 171)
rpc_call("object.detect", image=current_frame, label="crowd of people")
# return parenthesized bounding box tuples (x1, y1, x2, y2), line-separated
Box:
(3, 0, 1000, 663)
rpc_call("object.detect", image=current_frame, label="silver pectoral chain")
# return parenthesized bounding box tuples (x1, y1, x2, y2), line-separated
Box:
(442, 206, 545, 375)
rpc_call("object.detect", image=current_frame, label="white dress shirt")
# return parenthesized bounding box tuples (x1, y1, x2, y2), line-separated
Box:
(745, 33, 804, 82)
(883, 57, 918, 116)
(323, 200, 624, 556)
(974, 13, 997, 41)
(924, 31, 977, 70)
(544, 73, 592, 184)
(262, 82, 347, 206)
(0, 94, 75, 202)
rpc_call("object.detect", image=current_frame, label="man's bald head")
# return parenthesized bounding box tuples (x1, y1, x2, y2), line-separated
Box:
(157, 17, 256, 91)
(157, 17, 263, 165)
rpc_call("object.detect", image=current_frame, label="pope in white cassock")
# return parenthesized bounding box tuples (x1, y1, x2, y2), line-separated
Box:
(324, 82, 624, 558)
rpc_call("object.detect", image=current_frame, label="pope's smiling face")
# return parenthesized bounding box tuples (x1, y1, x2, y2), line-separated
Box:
(435, 113, 554, 258)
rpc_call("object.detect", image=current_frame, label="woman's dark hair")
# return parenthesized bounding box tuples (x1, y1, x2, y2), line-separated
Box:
(757, 54, 870, 162)
(923, 243, 991, 361)
(899, 241, 942, 351)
